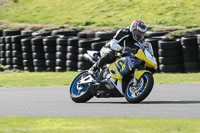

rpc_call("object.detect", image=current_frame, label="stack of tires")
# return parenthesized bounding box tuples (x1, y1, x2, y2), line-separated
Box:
(95, 31, 115, 41)
(198, 36, 200, 62)
(77, 38, 101, 71)
(2, 29, 21, 69)
(55, 37, 67, 72)
(5, 36, 13, 69)
(31, 37, 46, 72)
(78, 31, 96, 39)
(181, 36, 199, 72)
(43, 36, 58, 72)
(21, 37, 34, 71)
(0, 36, 6, 66)
(12, 35, 29, 70)
(158, 38, 183, 73)
(67, 37, 81, 71)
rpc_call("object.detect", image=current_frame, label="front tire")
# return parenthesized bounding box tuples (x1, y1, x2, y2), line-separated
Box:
(124, 73, 154, 103)
(70, 71, 93, 103)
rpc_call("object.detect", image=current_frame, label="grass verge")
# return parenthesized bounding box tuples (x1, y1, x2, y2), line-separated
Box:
(1, 0, 200, 27)
(0, 117, 200, 133)
(0, 71, 200, 87)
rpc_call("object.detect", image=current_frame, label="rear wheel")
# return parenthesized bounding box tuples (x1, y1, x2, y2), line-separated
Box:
(70, 71, 93, 103)
(125, 73, 154, 103)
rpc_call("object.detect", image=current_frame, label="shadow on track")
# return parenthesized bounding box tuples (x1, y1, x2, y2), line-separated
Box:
(87, 101, 200, 104)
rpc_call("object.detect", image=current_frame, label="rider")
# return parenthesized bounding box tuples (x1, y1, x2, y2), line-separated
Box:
(88, 19, 148, 75)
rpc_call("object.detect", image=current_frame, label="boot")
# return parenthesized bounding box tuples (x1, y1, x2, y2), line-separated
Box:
(88, 63, 99, 76)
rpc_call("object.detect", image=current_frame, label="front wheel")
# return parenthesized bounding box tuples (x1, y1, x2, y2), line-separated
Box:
(70, 71, 93, 103)
(124, 72, 154, 103)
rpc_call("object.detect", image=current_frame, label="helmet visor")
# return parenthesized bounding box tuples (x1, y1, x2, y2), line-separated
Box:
(133, 30, 145, 41)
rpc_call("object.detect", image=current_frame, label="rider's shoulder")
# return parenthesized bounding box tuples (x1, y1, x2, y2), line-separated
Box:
(117, 27, 130, 34)
(114, 27, 130, 40)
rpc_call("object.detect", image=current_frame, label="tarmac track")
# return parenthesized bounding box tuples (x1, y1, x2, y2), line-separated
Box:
(0, 84, 200, 118)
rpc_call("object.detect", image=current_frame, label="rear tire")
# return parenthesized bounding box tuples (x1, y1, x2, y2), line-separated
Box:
(70, 71, 93, 103)
(124, 73, 154, 103)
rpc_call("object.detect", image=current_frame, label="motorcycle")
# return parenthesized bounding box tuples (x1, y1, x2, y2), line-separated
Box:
(70, 42, 157, 103)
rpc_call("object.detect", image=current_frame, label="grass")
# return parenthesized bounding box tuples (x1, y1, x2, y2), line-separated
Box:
(0, 71, 200, 87)
(0, 117, 200, 133)
(0, 0, 200, 28)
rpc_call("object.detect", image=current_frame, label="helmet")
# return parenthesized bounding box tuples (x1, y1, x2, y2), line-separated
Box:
(130, 19, 147, 42)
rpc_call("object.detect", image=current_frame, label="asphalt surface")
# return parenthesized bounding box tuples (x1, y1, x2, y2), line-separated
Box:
(0, 84, 200, 118)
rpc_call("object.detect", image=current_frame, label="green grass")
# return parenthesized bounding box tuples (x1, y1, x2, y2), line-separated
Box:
(0, 117, 200, 133)
(0, 0, 200, 27)
(0, 72, 200, 87)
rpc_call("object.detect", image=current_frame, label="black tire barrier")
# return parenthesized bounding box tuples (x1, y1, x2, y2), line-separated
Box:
(68, 37, 82, 47)
(32, 52, 45, 59)
(12, 51, 22, 58)
(145, 31, 169, 38)
(5, 51, 12, 58)
(52, 30, 79, 36)
(43, 37, 57, 46)
(34, 67, 46, 72)
(31, 37, 44, 46)
(66, 53, 78, 60)
(21, 30, 33, 36)
(44, 46, 56, 53)
(95, 31, 116, 41)
(159, 56, 182, 65)
(78, 31, 96, 38)
(24, 67, 34, 72)
(3, 29, 21, 37)
(91, 41, 108, 51)
(55, 66, 66, 72)
(23, 60, 33, 67)
(181, 36, 199, 72)
(1, 28, 200, 73)
(13, 65, 23, 70)
(22, 46, 32, 52)
(78, 54, 85, 61)
(45, 53, 56, 60)
(5, 44, 12, 51)
(67, 46, 78, 53)
(78, 48, 87, 54)
(56, 45, 67, 52)
(6, 58, 12, 65)
(56, 52, 66, 60)
(33, 59, 46, 67)
(78, 38, 102, 49)
(77, 61, 92, 70)
(32, 32, 51, 37)
(32, 45, 44, 52)
(22, 53, 32, 59)
(57, 36, 74, 46)
(56, 59, 66, 67)
(0, 44, 5, 51)
(11, 35, 30, 43)
(159, 64, 183, 73)
(158, 39, 181, 50)
(21, 37, 32, 46)
(66, 60, 77, 71)
(46, 60, 56, 67)
(47, 67, 56, 72)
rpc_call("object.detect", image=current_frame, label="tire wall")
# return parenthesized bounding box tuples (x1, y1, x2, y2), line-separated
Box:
(0, 29, 199, 73)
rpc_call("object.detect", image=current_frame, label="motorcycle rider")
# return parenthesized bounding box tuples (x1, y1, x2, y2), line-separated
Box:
(88, 19, 151, 76)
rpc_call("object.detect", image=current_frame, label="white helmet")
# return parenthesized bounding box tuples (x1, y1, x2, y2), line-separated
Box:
(130, 19, 147, 42)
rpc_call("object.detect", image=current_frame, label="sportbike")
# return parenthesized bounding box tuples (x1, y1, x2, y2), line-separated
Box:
(70, 43, 157, 103)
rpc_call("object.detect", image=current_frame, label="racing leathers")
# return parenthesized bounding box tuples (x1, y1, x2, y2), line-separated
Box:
(88, 27, 154, 74)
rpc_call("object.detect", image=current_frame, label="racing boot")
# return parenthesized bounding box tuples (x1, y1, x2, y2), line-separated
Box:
(88, 63, 99, 76)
